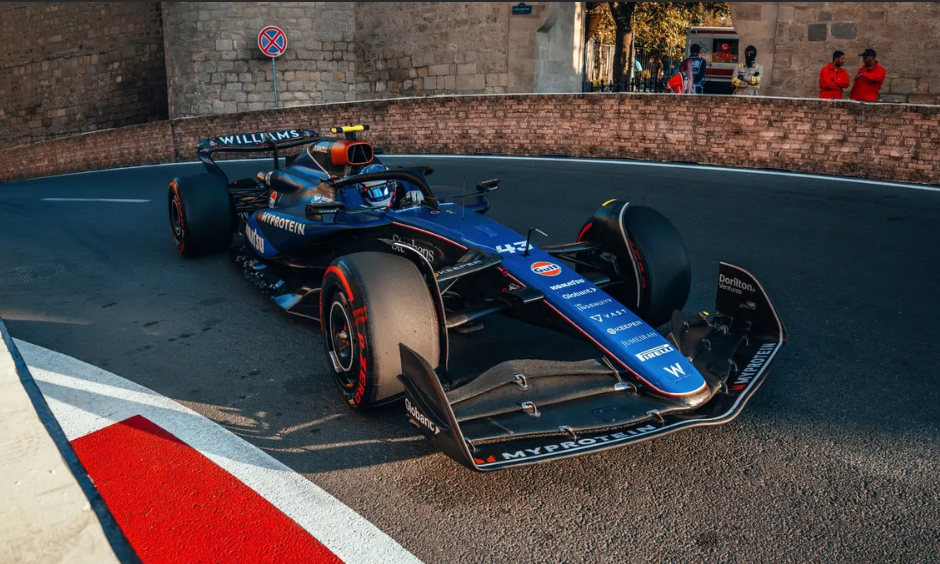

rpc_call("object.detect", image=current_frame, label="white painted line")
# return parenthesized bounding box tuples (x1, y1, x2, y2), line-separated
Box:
(381, 154, 940, 193)
(14, 339, 423, 564)
(41, 198, 151, 202)
(5, 158, 270, 183)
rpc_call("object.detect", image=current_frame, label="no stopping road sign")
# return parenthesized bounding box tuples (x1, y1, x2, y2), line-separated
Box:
(258, 26, 287, 57)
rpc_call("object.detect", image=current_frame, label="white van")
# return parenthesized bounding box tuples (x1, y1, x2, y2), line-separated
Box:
(685, 27, 740, 94)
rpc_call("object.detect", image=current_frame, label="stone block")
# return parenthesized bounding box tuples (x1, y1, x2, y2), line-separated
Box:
(216, 39, 232, 51)
(830, 23, 857, 40)
(458, 63, 477, 75)
(879, 93, 907, 103)
(444, 75, 456, 89)
(733, 3, 763, 22)
(808, 24, 828, 42)
(891, 78, 916, 95)
(456, 73, 485, 90)
(818, 11, 832, 22)
(424, 76, 437, 90)
(429, 64, 451, 77)
(908, 95, 936, 105)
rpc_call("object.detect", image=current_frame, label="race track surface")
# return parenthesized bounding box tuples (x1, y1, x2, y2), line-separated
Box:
(2, 157, 938, 563)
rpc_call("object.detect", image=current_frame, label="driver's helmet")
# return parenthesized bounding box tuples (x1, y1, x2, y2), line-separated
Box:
(357, 163, 395, 208)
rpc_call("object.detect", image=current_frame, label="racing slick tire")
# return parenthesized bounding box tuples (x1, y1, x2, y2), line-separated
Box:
(321, 252, 440, 409)
(576, 205, 691, 328)
(168, 173, 234, 257)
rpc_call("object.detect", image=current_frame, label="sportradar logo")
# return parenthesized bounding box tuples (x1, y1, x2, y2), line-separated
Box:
(530, 261, 561, 276)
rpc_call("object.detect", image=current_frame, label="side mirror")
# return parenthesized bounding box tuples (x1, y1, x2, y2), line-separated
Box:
(305, 200, 346, 219)
(476, 179, 500, 193)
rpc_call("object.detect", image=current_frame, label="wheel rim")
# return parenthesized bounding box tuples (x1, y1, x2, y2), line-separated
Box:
(328, 300, 355, 376)
(169, 196, 184, 247)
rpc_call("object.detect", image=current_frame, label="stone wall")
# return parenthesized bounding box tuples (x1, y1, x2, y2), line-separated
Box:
(162, 1, 358, 118)
(0, 2, 168, 150)
(353, 3, 511, 98)
(2, 94, 938, 186)
(732, 2, 940, 104)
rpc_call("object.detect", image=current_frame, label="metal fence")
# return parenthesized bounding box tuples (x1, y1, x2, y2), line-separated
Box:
(583, 42, 680, 94)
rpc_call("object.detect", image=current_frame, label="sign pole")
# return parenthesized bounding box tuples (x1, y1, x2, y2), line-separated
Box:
(271, 57, 279, 109)
(258, 25, 287, 110)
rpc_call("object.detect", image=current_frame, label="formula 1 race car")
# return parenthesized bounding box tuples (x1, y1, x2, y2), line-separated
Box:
(168, 124, 787, 471)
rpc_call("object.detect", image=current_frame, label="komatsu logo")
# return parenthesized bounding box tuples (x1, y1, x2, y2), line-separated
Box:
(730, 343, 776, 387)
(550, 279, 584, 291)
(405, 398, 439, 435)
(246, 226, 264, 253)
(496, 425, 659, 461)
(259, 212, 306, 235)
(719, 274, 755, 295)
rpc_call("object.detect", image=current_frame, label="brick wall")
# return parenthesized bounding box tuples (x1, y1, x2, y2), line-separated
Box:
(162, 2, 359, 118)
(733, 2, 940, 104)
(2, 94, 938, 186)
(0, 2, 168, 150)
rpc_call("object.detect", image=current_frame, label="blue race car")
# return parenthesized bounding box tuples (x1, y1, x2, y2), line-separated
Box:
(168, 124, 787, 471)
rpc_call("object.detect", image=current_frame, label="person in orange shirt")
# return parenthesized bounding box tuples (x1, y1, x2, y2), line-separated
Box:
(849, 48, 886, 102)
(819, 50, 850, 99)
(667, 59, 693, 94)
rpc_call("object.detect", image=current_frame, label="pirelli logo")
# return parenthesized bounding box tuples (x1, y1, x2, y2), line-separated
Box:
(635, 344, 674, 362)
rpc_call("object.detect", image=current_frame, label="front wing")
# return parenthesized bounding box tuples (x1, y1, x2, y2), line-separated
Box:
(398, 262, 786, 471)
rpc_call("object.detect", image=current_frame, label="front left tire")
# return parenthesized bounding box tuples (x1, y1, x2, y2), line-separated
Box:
(321, 252, 441, 409)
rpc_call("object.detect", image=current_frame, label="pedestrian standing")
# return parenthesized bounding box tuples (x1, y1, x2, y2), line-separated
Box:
(684, 44, 707, 94)
(819, 50, 850, 99)
(849, 48, 886, 102)
(731, 45, 763, 96)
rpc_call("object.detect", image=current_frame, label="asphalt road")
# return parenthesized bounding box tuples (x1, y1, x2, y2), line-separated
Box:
(2, 157, 939, 564)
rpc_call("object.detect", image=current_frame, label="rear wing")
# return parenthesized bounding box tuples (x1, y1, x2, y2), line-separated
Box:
(195, 128, 319, 182)
(196, 128, 319, 153)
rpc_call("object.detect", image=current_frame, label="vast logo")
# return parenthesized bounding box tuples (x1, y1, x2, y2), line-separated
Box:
(590, 308, 629, 322)
(246, 226, 265, 253)
(258, 212, 306, 235)
(636, 344, 674, 362)
(531, 261, 561, 277)
(719, 273, 756, 295)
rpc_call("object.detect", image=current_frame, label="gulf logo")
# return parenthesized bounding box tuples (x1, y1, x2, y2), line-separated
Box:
(531, 261, 562, 276)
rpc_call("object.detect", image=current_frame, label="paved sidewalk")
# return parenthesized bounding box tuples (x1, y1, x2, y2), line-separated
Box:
(0, 322, 119, 564)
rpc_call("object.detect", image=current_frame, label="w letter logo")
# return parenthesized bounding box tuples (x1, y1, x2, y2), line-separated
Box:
(663, 363, 686, 378)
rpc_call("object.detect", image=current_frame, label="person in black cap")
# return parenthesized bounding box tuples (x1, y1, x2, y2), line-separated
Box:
(732, 45, 763, 96)
(849, 48, 886, 102)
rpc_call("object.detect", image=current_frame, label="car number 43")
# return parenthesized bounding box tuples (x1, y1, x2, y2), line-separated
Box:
(496, 241, 528, 254)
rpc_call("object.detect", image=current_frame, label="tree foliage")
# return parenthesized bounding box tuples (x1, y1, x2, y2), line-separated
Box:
(589, 2, 731, 64)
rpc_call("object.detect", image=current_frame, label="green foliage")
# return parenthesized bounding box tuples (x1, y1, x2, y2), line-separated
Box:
(588, 2, 731, 61)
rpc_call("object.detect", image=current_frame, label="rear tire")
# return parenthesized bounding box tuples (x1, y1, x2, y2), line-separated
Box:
(576, 205, 691, 327)
(168, 173, 234, 257)
(321, 252, 441, 409)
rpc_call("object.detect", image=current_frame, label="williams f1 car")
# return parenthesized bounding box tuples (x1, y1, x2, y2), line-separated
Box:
(168, 124, 787, 471)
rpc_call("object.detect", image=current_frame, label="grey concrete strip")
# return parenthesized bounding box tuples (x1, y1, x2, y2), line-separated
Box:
(0, 320, 122, 564)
